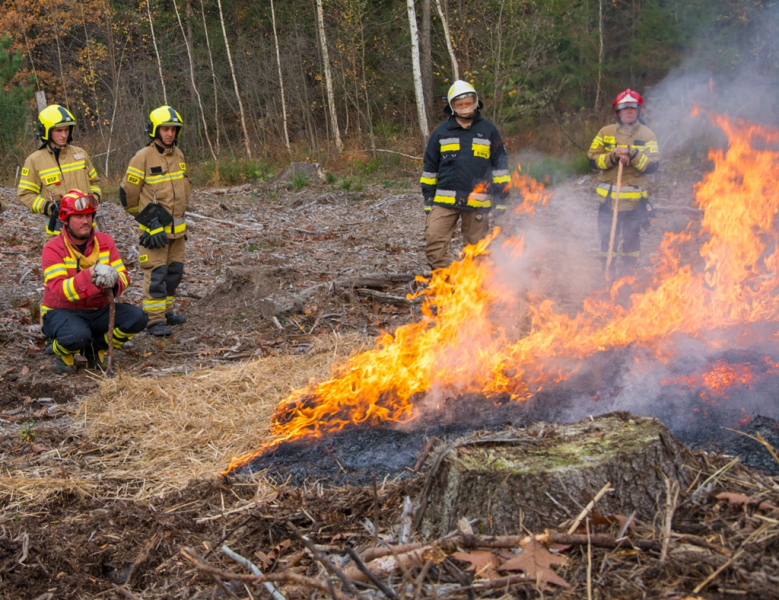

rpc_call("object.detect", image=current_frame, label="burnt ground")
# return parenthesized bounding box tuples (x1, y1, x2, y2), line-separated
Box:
(1, 161, 778, 599)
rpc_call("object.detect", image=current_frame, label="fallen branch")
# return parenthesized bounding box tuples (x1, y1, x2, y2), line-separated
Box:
(221, 544, 285, 600)
(345, 547, 397, 599)
(180, 546, 349, 600)
(354, 148, 423, 161)
(355, 288, 422, 307)
(567, 482, 612, 534)
(186, 211, 263, 231)
(286, 522, 360, 596)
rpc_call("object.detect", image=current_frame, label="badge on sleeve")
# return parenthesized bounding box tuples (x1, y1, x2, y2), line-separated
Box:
(127, 175, 140, 185)
(21, 168, 29, 176)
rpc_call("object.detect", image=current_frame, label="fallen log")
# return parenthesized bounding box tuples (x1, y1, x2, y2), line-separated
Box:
(416, 413, 696, 536)
(355, 288, 422, 307)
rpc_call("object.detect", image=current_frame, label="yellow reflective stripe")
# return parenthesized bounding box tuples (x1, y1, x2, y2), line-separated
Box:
(597, 154, 608, 169)
(433, 194, 456, 205)
(18, 180, 41, 192)
(126, 166, 145, 179)
(44, 264, 68, 281)
(111, 259, 124, 268)
(466, 197, 491, 208)
(493, 175, 511, 184)
(63, 278, 80, 301)
(89, 168, 97, 178)
(440, 144, 460, 152)
(164, 221, 187, 234)
(126, 206, 140, 215)
(146, 170, 185, 184)
(596, 187, 647, 199)
(63, 258, 77, 268)
(494, 205, 507, 210)
(143, 299, 167, 311)
(59, 160, 86, 173)
(118, 272, 129, 287)
(46, 225, 62, 235)
(32, 195, 47, 213)
(40, 304, 52, 316)
(420, 177, 437, 185)
(637, 154, 648, 170)
(590, 136, 603, 150)
(89, 185, 101, 193)
(166, 296, 174, 307)
(38, 166, 60, 176)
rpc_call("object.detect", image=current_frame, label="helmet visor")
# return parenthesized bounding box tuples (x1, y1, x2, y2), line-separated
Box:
(73, 195, 98, 211)
(617, 102, 640, 110)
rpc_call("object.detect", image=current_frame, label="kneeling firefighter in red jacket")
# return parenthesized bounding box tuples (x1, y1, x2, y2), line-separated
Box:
(41, 190, 148, 373)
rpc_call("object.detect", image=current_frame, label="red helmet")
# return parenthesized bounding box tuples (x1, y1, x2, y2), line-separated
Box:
(58, 190, 97, 221)
(613, 89, 644, 115)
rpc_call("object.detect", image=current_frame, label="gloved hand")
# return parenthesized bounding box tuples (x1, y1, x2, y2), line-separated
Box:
(139, 217, 168, 249)
(44, 201, 60, 218)
(493, 204, 508, 219)
(92, 262, 119, 289)
(424, 199, 433, 214)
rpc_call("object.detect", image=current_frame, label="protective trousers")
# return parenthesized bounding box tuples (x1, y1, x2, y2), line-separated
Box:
(139, 236, 185, 324)
(42, 304, 148, 358)
(597, 203, 641, 278)
(425, 205, 490, 270)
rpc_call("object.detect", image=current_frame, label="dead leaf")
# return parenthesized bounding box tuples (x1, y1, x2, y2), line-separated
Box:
(457, 517, 474, 535)
(20, 366, 29, 376)
(452, 550, 502, 580)
(498, 540, 570, 591)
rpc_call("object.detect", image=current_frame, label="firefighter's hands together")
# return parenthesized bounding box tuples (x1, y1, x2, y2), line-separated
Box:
(44, 201, 60, 218)
(139, 217, 169, 249)
(611, 147, 633, 166)
(92, 262, 119, 290)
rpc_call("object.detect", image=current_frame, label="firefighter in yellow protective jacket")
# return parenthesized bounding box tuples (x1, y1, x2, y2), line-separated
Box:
(587, 89, 659, 278)
(120, 106, 190, 337)
(17, 105, 102, 236)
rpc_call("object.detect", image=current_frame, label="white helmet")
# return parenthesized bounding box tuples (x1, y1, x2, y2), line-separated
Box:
(447, 80, 479, 118)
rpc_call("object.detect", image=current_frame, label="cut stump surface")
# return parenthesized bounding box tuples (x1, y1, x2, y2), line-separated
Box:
(418, 412, 696, 536)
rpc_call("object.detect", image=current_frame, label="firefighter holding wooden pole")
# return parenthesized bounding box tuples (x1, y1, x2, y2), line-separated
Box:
(587, 90, 660, 280)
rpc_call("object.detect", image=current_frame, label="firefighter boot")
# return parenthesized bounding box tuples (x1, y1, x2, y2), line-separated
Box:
(147, 321, 172, 337)
(166, 313, 187, 326)
(85, 348, 106, 371)
(55, 354, 78, 374)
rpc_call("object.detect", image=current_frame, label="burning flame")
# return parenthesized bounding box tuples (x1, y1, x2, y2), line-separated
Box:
(225, 112, 779, 473)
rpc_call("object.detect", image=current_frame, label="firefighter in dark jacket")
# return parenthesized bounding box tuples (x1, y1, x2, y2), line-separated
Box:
(120, 106, 190, 337)
(17, 105, 102, 237)
(420, 80, 510, 270)
(587, 89, 660, 278)
(41, 191, 148, 373)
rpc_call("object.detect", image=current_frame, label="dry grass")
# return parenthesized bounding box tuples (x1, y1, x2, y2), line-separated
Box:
(0, 333, 369, 506)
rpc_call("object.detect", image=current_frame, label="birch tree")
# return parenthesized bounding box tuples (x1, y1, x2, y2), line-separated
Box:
(199, 0, 221, 152)
(270, 0, 290, 153)
(407, 0, 429, 139)
(434, 0, 459, 80)
(315, 0, 342, 153)
(216, 0, 252, 157)
(145, 0, 167, 103)
(172, 0, 216, 160)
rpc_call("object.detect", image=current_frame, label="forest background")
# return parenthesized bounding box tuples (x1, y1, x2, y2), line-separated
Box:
(0, 0, 777, 187)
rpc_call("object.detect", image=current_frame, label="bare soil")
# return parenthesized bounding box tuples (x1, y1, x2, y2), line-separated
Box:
(3, 165, 774, 600)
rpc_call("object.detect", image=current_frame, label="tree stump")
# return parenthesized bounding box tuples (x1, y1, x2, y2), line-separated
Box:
(278, 162, 326, 184)
(417, 413, 695, 537)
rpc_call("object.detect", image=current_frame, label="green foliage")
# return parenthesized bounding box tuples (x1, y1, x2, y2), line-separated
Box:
(0, 34, 34, 151)
(339, 176, 365, 192)
(19, 420, 36, 443)
(523, 155, 590, 186)
(361, 158, 382, 175)
(288, 172, 309, 190)
(190, 159, 275, 187)
(325, 171, 337, 184)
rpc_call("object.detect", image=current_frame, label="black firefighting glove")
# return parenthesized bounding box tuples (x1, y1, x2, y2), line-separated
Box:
(136, 203, 173, 249)
(637, 197, 654, 232)
(424, 198, 433, 214)
(139, 217, 169, 249)
(45, 202, 60, 233)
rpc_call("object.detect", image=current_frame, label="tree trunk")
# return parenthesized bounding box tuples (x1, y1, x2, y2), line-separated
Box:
(173, 0, 217, 161)
(315, 0, 342, 153)
(434, 0, 459, 80)
(595, 0, 604, 108)
(406, 0, 429, 140)
(200, 0, 221, 153)
(270, 0, 291, 153)
(420, 0, 433, 119)
(417, 414, 696, 537)
(216, 0, 252, 157)
(146, 0, 167, 103)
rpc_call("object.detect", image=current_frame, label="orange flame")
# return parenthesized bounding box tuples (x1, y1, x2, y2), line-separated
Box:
(225, 113, 779, 473)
